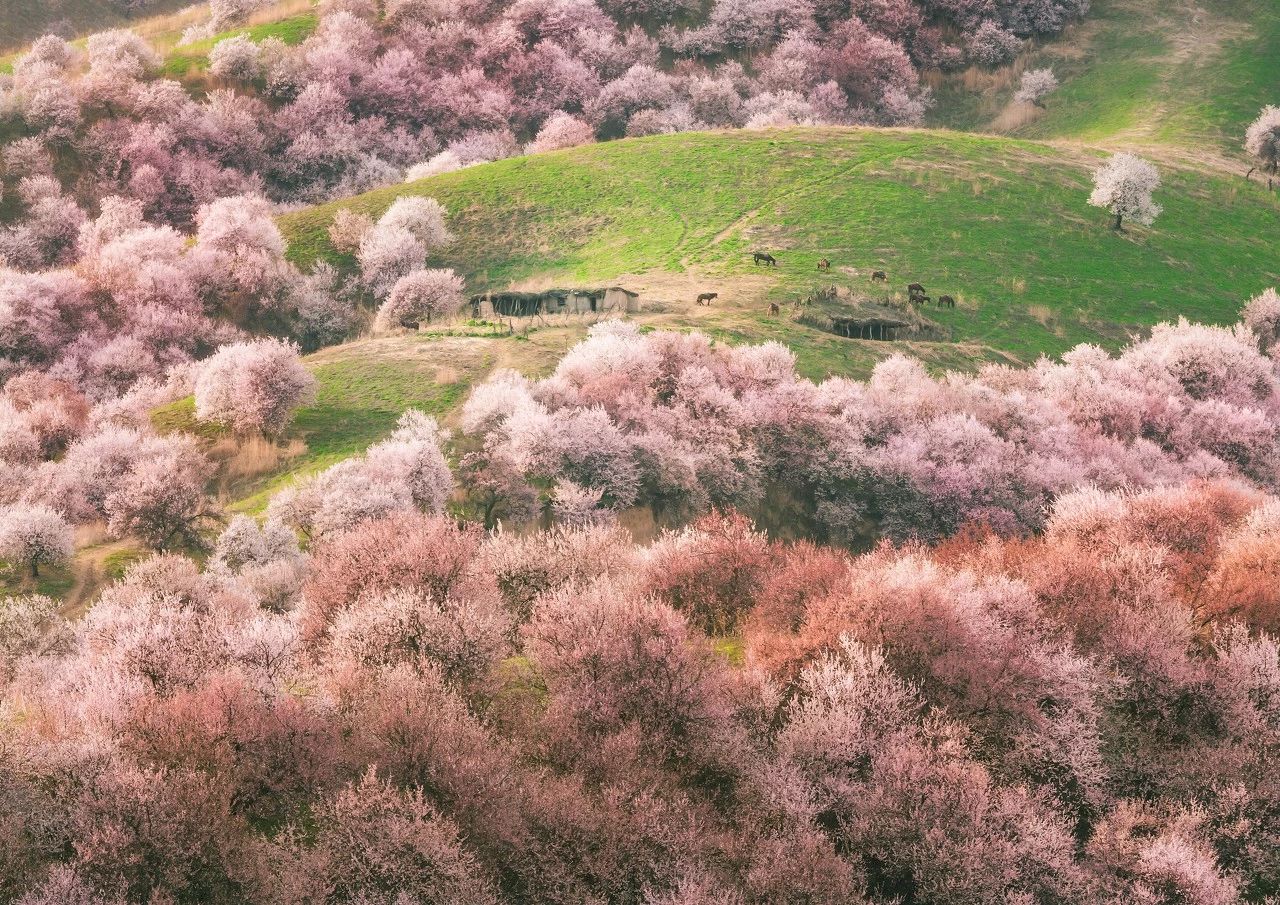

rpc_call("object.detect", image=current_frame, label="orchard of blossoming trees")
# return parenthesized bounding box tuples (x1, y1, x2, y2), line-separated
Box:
(0, 0, 1089, 228)
(4, 472, 1280, 903)
(2, 0, 1280, 893)
(0, 180, 466, 544)
(456, 297, 1280, 542)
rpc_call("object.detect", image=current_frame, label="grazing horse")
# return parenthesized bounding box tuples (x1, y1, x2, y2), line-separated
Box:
(769, 302, 780, 315)
(696, 292, 718, 305)
(817, 257, 830, 272)
(913, 296, 932, 305)
(938, 295, 956, 308)
(753, 252, 778, 266)
(907, 282, 926, 296)
(870, 270, 887, 282)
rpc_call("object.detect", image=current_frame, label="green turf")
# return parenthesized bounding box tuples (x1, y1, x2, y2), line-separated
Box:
(1153, 0, 1280, 152)
(280, 128, 1280, 368)
(160, 13, 317, 78)
(0, 560, 75, 599)
(101, 548, 149, 581)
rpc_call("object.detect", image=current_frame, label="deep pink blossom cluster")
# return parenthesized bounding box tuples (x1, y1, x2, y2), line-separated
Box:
(461, 299, 1280, 541)
(3, 476, 1280, 902)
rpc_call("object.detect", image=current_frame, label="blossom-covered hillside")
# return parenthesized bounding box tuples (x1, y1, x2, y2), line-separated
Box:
(3, 0, 1280, 899)
(0, 0, 1091, 224)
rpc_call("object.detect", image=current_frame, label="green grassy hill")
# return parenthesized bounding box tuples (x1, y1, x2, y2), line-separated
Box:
(931, 0, 1280, 156)
(283, 127, 1280, 370)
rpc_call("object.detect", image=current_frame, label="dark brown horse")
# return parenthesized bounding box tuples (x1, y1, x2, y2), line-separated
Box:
(696, 292, 718, 305)
(769, 302, 780, 315)
(753, 252, 778, 266)
(938, 295, 956, 308)
(817, 257, 830, 272)
(907, 282, 926, 296)
(870, 270, 887, 282)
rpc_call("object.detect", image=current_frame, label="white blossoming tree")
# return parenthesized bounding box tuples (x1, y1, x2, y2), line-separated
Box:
(1014, 68, 1058, 108)
(0, 504, 73, 578)
(1088, 152, 1161, 230)
(1245, 105, 1280, 187)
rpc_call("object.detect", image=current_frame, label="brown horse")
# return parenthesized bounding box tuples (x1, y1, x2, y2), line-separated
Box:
(938, 295, 956, 308)
(817, 257, 830, 272)
(907, 282, 926, 296)
(696, 292, 718, 305)
(753, 252, 778, 266)
(871, 270, 887, 282)
(769, 302, 780, 315)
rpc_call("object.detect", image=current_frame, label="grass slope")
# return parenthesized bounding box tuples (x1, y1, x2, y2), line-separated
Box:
(0, 0, 192, 54)
(282, 127, 1280, 368)
(932, 0, 1280, 155)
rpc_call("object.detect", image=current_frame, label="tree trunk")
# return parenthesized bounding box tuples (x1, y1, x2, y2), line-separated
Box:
(1112, 212, 1123, 230)
(30, 559, 39, 579)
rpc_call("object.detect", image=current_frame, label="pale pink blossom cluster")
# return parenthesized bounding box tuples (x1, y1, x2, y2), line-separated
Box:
(463, 300, 1280, 541)
(194, 337, 317, 436)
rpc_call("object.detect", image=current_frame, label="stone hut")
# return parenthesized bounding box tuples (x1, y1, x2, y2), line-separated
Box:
(830, 316, 911, 340)
(471, 286, 641, 319)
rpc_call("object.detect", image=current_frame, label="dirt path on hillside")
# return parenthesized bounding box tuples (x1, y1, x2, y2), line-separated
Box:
(61, 536, 139, 619)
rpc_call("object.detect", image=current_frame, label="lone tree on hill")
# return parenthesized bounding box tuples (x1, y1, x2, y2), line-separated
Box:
(1245, 105, 1280, 187)
(1014, 68, 1058, 108)
(1088, 152, 1161, 231)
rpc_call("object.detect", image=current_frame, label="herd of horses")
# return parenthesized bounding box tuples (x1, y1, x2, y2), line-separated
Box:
(692, 252, 958, 312)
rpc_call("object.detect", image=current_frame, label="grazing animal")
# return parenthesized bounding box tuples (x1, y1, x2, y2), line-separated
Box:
(769, 302, 780, 315)
(938, 295, 956, 308)
(871, 270, 887, 282)
(817, 257, 830, 272)
(913, 296, 932, 305)
(907, 283, 926, 296)
(753, 252, 778, 266)
(696, 292, 718, 305)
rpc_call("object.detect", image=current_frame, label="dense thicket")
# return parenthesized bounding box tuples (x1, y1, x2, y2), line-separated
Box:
(4, 475, 1280, 903)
